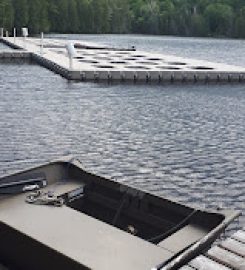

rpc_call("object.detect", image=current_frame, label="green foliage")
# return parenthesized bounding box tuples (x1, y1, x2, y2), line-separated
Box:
(190, 14, 208, 37)
(0, 0, 14, 30)
(159, 0, 175, 34)
(12, 0, 29, 31)
(28, 0, 49, 33)
(234, 6, 245, 38)
(67, 0, 79, 33)
(0, 0, 245, 38)
(109, 0, 131, 33)
(204, 3, 234, 36)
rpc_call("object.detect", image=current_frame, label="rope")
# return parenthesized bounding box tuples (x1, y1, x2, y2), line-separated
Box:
(112, 194, 128, 226)
(148, 209, 198, 244)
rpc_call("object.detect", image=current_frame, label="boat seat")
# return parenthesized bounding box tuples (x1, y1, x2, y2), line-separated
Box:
(0, 192, 173, 270)
(157, 224, 208, 253)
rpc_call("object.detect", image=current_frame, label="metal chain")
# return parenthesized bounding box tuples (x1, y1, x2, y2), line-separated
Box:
(25, 190, 64, 207)
(25, 157, 84, 207)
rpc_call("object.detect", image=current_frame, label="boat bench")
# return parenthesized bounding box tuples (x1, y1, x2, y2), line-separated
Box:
(0, 190, 173, 270)
(158, 224, 208, 253)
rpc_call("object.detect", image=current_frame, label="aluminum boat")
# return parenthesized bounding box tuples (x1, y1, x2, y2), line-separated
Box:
(0, 157, 240, 270)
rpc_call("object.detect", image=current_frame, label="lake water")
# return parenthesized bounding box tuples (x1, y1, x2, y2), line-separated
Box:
(0, 42, 11, 50)
(0, 35, 244, 230)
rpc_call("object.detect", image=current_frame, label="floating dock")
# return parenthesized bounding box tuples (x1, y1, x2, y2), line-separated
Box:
(1, 37, 245, 83)
(180, 228, 245, 270)
(0, 50, 31, 60)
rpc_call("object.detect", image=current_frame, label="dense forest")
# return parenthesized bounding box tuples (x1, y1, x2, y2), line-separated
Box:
(0, 0, 245, 38)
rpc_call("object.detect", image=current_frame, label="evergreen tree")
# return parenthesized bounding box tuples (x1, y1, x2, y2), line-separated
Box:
(2, 0, 245, 38)
(190, 14, 207, 37)
(234, 7, 245, 38)
(110, 0, 131, 33)
(48, 0, 60, 32)
(204, 3, 234, 36)
(159, 0, 175, 34)
(0, 0, 14, 31)
(76, 0, 90, 33)
(39, 0, 50, 32)
(67, 0, 79, 33)
(12, 0, 29, 32)
(56, 0, 69, 33)
(27, 0, 49, 34)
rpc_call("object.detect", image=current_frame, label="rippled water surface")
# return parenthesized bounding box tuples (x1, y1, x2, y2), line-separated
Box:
(0, 36, 244, 228)
(0, 42, 10, 50)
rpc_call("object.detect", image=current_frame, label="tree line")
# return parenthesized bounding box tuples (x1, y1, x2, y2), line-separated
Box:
(0, 0, 245, 38)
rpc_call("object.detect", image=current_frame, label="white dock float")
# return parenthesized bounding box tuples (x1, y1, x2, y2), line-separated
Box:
(1, 37, 245, 83)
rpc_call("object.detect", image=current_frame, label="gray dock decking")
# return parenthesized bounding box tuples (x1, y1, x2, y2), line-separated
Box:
(180, 228, 245, 270)
(1, 37, 245, 83)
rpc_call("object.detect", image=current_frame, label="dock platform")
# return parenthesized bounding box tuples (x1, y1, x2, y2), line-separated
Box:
(1, 37, 245, 83)
(0, 50, 31, 60)
(0, 50, 32, 63)
(180, 228, 245, 270)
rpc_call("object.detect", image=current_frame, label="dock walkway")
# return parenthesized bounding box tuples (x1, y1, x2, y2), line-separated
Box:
(181, 228, 245, 270)
(1, 37, 245, 83)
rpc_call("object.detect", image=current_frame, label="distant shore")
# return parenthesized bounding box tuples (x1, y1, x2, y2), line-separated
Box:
(1, 0, 245, 39)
